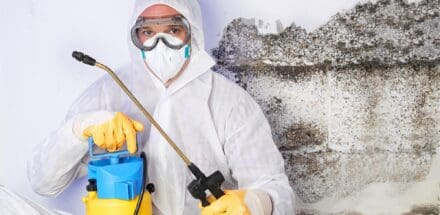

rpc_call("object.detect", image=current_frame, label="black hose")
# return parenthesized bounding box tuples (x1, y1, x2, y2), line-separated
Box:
(134, 152, 147, 215)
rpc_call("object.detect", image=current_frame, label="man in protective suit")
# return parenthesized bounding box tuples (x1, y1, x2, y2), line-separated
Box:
(28, 0, 295, 214)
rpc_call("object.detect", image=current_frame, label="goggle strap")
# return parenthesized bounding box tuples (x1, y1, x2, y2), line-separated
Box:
(185, 45, 190, 58)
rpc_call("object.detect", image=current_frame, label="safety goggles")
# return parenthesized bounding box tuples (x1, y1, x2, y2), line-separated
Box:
(131, 15, 191, 51)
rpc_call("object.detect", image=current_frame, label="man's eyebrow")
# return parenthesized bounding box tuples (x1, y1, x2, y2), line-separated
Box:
(168, 24, 184, 28)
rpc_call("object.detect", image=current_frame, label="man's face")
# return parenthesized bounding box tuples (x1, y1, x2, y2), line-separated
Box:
(136, 4, 188, 44)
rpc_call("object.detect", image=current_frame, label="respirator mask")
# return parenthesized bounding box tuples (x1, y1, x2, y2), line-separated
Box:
(131, 15, 191, 83)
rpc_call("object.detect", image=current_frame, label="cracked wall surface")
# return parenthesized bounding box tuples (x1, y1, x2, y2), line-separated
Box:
(212, 0, 440, 214)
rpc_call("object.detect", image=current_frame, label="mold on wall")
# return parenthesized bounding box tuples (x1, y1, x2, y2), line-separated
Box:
(212, 0, 440, 214)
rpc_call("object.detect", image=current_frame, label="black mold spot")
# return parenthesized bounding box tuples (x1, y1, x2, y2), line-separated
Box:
(403, 204, 440, 215)
(280, 123, 327, 151)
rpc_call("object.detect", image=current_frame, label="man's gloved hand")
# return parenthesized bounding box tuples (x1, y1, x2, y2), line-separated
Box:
(199, 190, 250, 215)
(82, 112, 144, 153)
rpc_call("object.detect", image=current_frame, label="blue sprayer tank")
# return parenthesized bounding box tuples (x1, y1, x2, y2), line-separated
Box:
(83, 137, 153, 215)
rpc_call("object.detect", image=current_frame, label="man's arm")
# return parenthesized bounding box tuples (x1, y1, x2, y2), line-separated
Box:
(27, 111, 114, 197)
(223, 93, 295, 214)
(27, 76, 116, 197)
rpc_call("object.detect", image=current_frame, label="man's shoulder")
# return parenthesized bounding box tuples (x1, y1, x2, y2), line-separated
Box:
(87, 64, 132, 90)
(209, 71, 265, 136)
(211, 72, 249, 99)
(210, 71, 260, 112)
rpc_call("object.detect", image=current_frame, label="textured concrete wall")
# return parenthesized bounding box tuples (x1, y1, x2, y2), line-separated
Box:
(212, 0, 440, 214)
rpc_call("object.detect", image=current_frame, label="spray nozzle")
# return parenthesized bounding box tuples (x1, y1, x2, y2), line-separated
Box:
(72, 51, 96, 66)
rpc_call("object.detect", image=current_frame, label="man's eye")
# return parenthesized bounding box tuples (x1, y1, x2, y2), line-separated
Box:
(142, 30, 154, 36)
(170, 27, 181, 34)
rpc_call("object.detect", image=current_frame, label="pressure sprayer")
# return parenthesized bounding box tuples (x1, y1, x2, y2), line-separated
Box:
(82, 137, 153, 215)
(72, 51, 225, 214)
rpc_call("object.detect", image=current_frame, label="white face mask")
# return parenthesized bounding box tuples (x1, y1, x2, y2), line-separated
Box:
(142, 34, 191, 84)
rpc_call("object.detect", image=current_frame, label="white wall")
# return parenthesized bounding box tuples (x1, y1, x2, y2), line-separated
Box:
(0, 0, 363, 213)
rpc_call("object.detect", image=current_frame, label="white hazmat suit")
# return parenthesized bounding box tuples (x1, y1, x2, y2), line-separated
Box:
(28, 0, 295, 214)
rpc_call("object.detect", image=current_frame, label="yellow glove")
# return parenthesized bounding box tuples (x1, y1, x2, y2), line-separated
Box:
(199, 190, 250, 215)
(83, 112, 144, 153)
